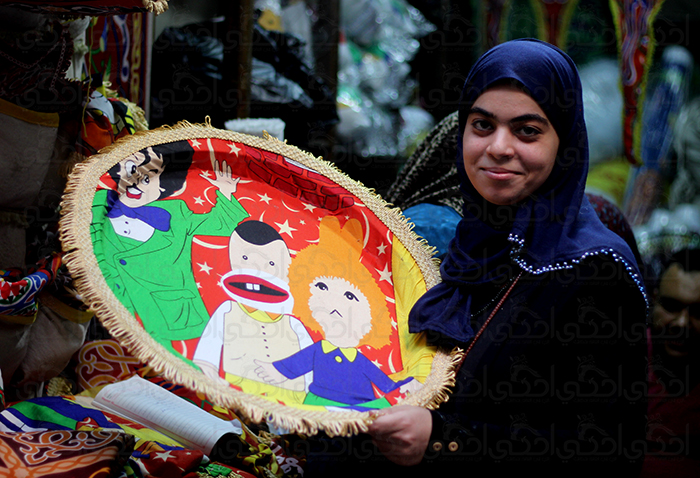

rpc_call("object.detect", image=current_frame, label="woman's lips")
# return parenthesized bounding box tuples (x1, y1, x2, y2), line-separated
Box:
(482, 168, 520, 180)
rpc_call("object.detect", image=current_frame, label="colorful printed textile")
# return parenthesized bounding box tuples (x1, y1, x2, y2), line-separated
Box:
(60, 125, 450, 437)
(86, 14, 152, 110)
(75, 87, 138, 157)
(0, 393, 283, 478)
(610, 0, 666, 165)
(0, 253, 61, 324)
(0, 428, 133, 477)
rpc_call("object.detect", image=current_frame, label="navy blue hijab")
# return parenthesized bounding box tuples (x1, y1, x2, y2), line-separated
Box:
(409, 39, 646, 342)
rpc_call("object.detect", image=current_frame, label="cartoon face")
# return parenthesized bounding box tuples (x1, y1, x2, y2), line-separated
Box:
(228, 230, 291, 282)
(462, 84, 559, 206)
(308, 276, 372, 348)
(115, 147, 165, 208)
(221, 229, 294, 314)
(652, 263, 700, 359)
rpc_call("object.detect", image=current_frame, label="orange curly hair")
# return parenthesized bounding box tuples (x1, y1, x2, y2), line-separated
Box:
(288, 215, 392, 349)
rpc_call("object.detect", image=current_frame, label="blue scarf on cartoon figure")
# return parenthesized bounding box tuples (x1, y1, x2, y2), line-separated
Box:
(106, 190, 171, 232)
(409, 39, 645, 343)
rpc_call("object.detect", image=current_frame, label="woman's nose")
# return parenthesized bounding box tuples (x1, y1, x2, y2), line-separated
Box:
(671, 309, 690, 328)
(486, 128, 515, 159)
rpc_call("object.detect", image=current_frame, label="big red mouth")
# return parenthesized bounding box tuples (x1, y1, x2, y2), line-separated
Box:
(126, 185, 142, 199)
(224, 274, 289, 303)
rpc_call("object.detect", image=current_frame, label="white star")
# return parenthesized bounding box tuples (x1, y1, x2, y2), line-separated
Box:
(193, 196, 205, 205)
(191, 139, 201, 149)
(391, 318, 397, 329)
(299, 219, 306, 225)
(372, 359, 382, 369)
(303, 203, 316, 212)
(377, 243, 387, 255)
(258, 193, 272, 204)
(376, 264, 393, 285)
(198, 262, 213, 274)
(345, 215, 350, 220)
(154, 450, 174, 461)
(275, 220, 297, 237)
(200, 169, 213, 179)
(196, 282, 202, 289)
(229, 142, 241, 156)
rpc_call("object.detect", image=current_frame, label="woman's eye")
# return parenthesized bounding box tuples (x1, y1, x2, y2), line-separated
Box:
(143, 176, 150, 184)
(517, 125, 541, 137)
(472, 119, 492, 131)
(242, 255, 248, 261)
(269, 261, 275, 266)
(314, 282, 328, 291)
(344, 291, 359, 301)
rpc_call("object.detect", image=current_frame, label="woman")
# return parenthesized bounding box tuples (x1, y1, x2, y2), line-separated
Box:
(306, 39, 649, 475)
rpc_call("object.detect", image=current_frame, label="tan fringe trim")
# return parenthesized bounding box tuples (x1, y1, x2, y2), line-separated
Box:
(144, 0, 169, 15)
(59, 122, 455, 437)
(47, 376, 73, 396)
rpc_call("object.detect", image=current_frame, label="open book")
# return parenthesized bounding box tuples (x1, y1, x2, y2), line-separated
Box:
(94, 375, 242, 454)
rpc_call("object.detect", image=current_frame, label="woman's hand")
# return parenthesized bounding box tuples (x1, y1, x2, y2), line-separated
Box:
(367, 405, 432, 466)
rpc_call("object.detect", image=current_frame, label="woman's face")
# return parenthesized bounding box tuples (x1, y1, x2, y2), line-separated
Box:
(462, 84, 560, 205)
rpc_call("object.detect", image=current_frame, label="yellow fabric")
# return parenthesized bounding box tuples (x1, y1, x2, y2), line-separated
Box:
(390, 236, 435, 383)
(0, 97, 59, 127)
(222, 373, 308, 407)
(586, 157, 632, 207)
(320, 340, 358, 362)
(238, 302, 283, 323)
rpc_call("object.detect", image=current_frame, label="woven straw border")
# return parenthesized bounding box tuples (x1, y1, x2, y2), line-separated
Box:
(59, 122, 462, 437)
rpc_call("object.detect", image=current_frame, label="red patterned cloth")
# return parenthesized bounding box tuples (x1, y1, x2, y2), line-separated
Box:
(0, 429, 133, 477)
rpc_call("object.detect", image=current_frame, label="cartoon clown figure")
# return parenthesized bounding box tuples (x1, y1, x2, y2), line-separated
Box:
(254, 216, 422, 410)
(193, 220, 312, 392)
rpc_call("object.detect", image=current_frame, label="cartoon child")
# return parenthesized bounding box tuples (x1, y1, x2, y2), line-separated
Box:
(254, 216, 422, 410)
(193, 220, 312, 392)
(91, 140, 249, 358)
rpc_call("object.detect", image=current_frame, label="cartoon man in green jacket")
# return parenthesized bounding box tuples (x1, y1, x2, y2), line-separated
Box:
(90, 140, 248, 362)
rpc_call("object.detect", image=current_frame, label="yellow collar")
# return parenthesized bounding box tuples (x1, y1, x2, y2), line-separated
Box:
(237, 302, 283, 323)
(321, 340, 358, 362)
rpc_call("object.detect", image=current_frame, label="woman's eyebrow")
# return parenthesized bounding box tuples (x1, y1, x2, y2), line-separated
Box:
(468, 107, 549, 126)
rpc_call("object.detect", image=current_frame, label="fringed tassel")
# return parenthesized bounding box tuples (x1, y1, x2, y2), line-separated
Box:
(144, 0, 169, 15)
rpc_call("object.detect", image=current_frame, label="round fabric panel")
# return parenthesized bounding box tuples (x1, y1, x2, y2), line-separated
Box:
(60, 123, 460, 436)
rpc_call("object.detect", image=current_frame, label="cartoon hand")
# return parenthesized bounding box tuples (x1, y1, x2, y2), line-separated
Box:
(399, 378, 423, 395)
(253, 359, 288, 384)
(195, 360, 230, 386)
(200, 158, 240, 199)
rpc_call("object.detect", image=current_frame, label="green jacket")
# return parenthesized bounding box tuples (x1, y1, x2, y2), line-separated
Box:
(90, 189, 248, 351)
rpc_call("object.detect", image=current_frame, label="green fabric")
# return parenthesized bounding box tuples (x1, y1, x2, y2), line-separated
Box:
(90, 188, 248, 360)
(303, 392, 391, 409)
